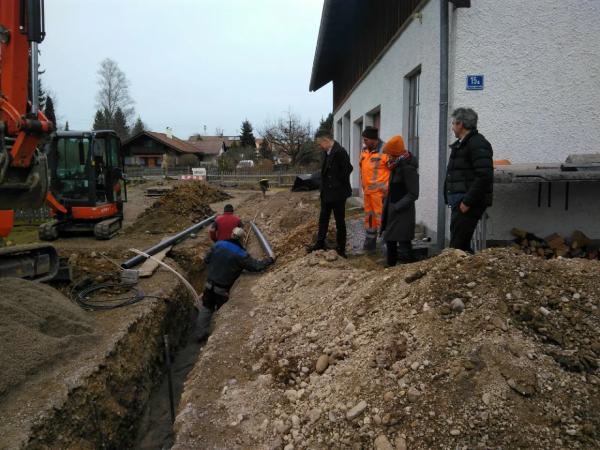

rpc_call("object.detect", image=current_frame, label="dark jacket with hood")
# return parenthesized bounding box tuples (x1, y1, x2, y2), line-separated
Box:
(381, 154, 419, 242)
(204, 239, 270, 289)
(320, 141, 353, 203)
(444, 129, 493, 208)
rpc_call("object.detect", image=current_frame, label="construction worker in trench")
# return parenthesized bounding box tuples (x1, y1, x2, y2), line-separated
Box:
(208, 204, 243, 242)
(359, 126, 391, 252)
(196, 227, 274, 341)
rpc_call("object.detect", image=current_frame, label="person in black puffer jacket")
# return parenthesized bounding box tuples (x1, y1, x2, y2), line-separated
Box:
(445, 107, 493, 252)
(196, 227, 273, 341)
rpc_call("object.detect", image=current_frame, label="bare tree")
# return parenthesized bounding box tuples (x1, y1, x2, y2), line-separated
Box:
(95, 58, 135, 124)
(262, 112, 320, 166)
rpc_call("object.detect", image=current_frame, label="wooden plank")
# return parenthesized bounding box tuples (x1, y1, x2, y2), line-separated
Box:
(138, 246, 173, 277)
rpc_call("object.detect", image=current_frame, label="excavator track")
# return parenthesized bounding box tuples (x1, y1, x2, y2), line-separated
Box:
(0, 243, 59, 281)
(38, 219, 60, 241)
(94, 217, 122, 240)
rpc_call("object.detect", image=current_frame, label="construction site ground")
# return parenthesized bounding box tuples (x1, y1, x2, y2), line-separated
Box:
(2, 180, 600, 450)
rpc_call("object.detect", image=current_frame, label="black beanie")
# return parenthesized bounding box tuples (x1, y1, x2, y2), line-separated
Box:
(362, 126, 379, 140)
(224, 204, 234, 213)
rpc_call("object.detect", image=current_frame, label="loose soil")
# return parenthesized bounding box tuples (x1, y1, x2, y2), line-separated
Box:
(172, 191, 600, 450)
(126, 182, 230, 235)
(4, 184, 600, 450)
(0, 180, 244, 450)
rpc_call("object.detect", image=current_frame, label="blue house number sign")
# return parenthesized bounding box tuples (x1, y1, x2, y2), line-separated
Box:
(466, 75, 484, 90)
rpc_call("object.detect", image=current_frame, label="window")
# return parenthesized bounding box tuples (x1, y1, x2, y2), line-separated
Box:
(55, 136, 91, 200)
(407, 69, 420, 158)
(366, 106, 381, 131)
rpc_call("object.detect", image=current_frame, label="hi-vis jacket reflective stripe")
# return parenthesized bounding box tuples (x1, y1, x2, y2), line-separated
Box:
(359, 142, 391, 193)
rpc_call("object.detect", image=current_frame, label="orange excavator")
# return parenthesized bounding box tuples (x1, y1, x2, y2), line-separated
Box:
(0, 0, 56, 280)
(39, 130, 127, 241)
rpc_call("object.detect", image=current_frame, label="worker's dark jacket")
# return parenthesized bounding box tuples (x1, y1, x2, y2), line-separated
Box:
(381, 155, 419, 242)
(444, 130, 493, 208)
(204, 239, 269, 289)
(320, 142, 353, 203)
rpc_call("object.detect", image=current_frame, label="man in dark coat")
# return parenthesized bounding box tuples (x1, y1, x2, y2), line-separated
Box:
(380, 135, 419, 266)
(196, 227, 273, 340)
(308, 130, 353, 257)
(445, 107, 493, 252)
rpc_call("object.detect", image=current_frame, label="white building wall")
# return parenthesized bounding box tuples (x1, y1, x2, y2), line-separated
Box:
(331, 0, 600, 242)
(450, 0, 600, 240)
(333, 0, 441, 239)
(450, 0, 600, 163)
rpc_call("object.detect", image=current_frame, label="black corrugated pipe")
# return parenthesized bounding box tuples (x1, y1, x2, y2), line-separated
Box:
(250, 222, 275, 259)
(121, 215, 216, 269)
(437, 0, 449, 252)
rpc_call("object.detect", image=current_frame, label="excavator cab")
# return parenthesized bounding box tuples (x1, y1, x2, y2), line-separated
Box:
(39, 130, 127, 240)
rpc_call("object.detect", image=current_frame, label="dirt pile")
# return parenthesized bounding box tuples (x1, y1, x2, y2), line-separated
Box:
(235, 191, 338, 263)
(202, 248, 600, 449)
(127, 182, 229, 234)
(0, 278, 99, 398)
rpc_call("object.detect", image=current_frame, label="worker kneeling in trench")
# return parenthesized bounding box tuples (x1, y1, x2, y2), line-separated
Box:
(196, 227, 274, 341)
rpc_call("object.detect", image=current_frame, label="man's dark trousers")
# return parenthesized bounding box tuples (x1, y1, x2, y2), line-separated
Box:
(449, 205, 485, 253)
(316, 199, 346, 250)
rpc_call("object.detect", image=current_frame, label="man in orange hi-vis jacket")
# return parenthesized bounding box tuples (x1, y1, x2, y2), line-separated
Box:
(359, 126, 391, 252)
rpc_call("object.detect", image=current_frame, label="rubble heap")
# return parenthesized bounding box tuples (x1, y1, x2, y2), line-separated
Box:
(214, 248, 600, 449)
(511, 228, 598, 260)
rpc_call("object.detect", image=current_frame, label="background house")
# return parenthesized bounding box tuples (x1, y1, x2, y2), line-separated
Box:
(310, 0, 600, 246)
(188, 135, 241, 165)
(122, 131, 202, 167)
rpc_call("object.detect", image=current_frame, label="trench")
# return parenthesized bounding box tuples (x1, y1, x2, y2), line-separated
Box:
(23, 259, 206, 450)
(133, 264, 207, 450)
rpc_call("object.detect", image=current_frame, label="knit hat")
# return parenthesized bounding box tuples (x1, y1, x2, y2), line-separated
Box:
(383, 135, 407, 157)
(231, 227, 245, 240)
(361, 126, 379, 140)
(224, 204, 234, 213)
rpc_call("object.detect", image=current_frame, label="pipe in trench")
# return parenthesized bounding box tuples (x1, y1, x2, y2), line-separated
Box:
(250, 221, 276, 259)
(121, 215, 216, 269)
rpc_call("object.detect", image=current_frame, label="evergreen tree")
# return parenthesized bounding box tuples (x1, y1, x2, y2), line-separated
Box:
(240, 119, 256, 148)
(38, 77, 46, 112)
(316, 113, 333, 138)
(112, 107, 129, 139)
(92, 109, 110, 130)
(258, 138, 273, 161)
(64, 121, 69, 131)
(44, 96, 56, 128)
(131, 116, 145, 136)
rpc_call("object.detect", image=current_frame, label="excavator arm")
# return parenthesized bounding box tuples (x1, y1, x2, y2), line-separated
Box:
(0, 0, 53, 215)
(0, 0, 58, 281)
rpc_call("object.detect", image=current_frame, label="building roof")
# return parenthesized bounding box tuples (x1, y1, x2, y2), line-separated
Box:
(123, 131, 202, 154)
(309, 0, 356, 92)
(188, 135, 240, 155)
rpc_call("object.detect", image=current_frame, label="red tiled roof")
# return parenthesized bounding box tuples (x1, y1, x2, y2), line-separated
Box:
(187, 135, 241, 155)
(145, 131, 202, 154)
(124, 131, 202, 154)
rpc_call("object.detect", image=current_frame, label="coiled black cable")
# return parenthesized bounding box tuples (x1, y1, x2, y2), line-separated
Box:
(70, 274, 162, 310)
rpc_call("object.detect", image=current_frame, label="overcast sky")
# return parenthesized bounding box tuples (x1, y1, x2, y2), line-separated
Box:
(41, 0, 331, 138)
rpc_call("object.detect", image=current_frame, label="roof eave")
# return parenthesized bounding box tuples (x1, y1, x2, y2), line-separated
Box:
(309, 0, 334, 92)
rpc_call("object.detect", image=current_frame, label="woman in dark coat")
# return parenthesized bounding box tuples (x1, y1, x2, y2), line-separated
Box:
(380, 135, 419, 266)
